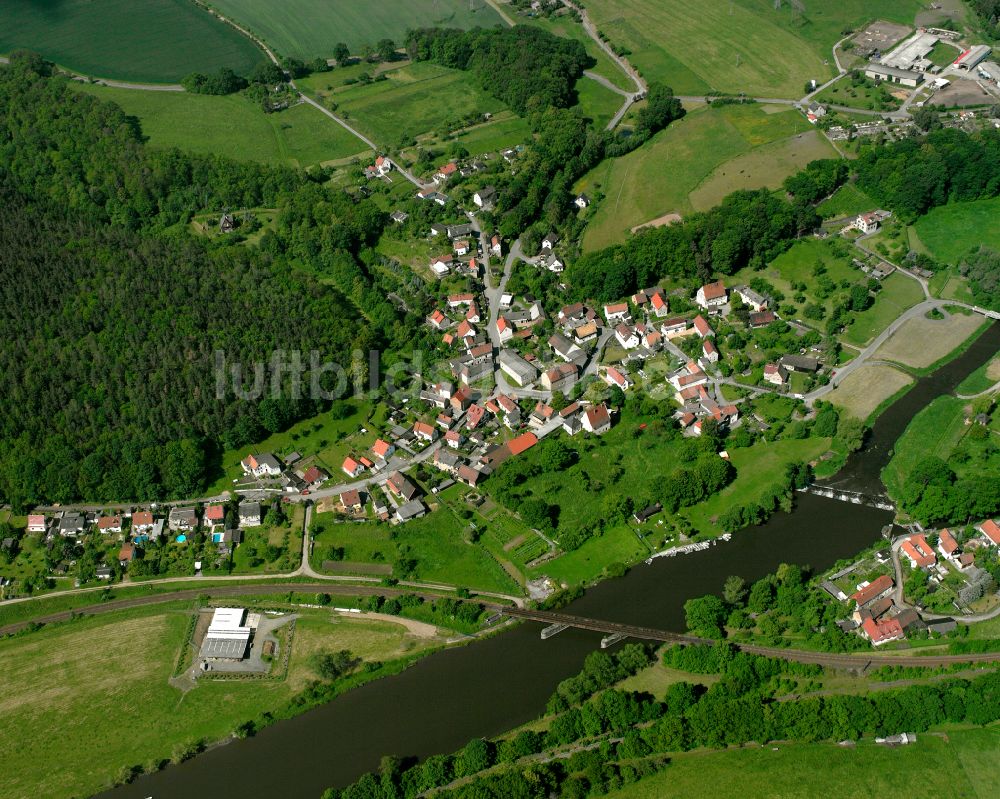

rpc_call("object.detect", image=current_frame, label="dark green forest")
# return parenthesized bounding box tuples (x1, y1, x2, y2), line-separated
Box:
(0, 53, 399, 506)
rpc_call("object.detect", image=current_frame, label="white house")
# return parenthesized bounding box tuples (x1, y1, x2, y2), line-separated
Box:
(473, 186, 496, 208)
(541, 232, 560, 251)
(603, 367, 632, 392)
(615, 324, 640, 349)
(582, 404, 611, 434)
(241, 453, 282, 478)
(431, 257, 452, 276)
(574, 194, 590, 209)
(342, 457, 365, 478)
(603, 302, 629, 323)
(695, 281, 728, 309)
(496, 316, 514, 343)
(855, 212, 880, 234)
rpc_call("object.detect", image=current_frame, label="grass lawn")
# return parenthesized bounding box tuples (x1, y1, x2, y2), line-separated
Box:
(443, 111, 532, 157)
(207, 0, 502, 58)
(0, 0, 261, 83)
(873, 311, 987, 370)
(828, 364, 914, 421)
(956, 354, 1000, 395)
(307, 61, 510, 150)
(912, 197, 1000, 265)
(927, 266, 976, 305)
(576, 76, 626, 129)
(580, 104, 813, 250)
(680, 437, 831, 535)
(841, 272, 925, 346)
(606, 727, 1000, 799)
(882, 395, 969, 498)
(816, 183, 877, 218)
(205, 400, 381, 494)
(814, 74, 902, 112)
(72, 84, 367, 166)
(532, 525, 648, 586)
(0, 603, 445, 799)
(312, 491, 519, 594)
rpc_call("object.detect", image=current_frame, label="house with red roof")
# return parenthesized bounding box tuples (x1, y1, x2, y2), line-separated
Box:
(901, 534, 936, 569)
(508, 431, 539, 456)
(603, 366, 632, 391)
(465, 403, 486, 430)
(301, 466, 326, 487)
(978, 519, 1000, 547)
(749, 310, 777, 329)
(862, 616, 904, 646)
(448, 293, 474, 307)
(660, 317, 688, 337)
(27, 514, 47, 533)
(372, 439, 395, 461)
(131, 511, 154, 533)
(118, 542, 136, 566)
(342, 457, 365, 478)
(603, 302, 629, 323)
(203, 505, 225, 527)
(413, 421, 438, 442)
(702, 338, 719, 364)
(850, 575, 894, 608)
(496, 316, 513, 343)
(434, 162, 458, 182)
(427, 309, 447, 329)
(692, 315, 714, 338)
(339, 489, 364, 513)
(466, 303, 481, 323)
(643, 330, 662, 349)
(457, 464, 483, 487)
(582, 403, 611, 434)
(763, 363, 788, 386)
(695, 281, 727, 309)
(650, 291, 669, 317)
(444, 430, 465, 448)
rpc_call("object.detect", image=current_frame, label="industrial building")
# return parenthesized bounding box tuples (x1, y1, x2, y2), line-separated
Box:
(955, 44, 991, 71)
(200, 607, 253, 660)
(864, 64, 924, 88)
(881, 30, 939, 71)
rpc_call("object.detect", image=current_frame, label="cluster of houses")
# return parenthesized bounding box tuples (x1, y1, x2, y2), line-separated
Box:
(240, 452, 328, 493)
(829, 521, 1000, 647)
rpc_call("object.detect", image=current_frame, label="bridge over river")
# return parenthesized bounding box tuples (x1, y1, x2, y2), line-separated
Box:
(501, 607, 1000, 669)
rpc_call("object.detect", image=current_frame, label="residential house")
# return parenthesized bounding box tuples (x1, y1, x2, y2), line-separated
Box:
(241, 453, 282, 478)
(433, 449, 462, 474)
(500, 291, 513, 308)
(444, 430, 465, 449)
(434, 162, 458, 183)
(168, 507, 198, 531)
(541, 232, 560, 251)
(650, 291, 669, 317)
(466, 303, 481, 324)
(734, 285, 769, 312)
(901, 534, 936, 569)
(529, 402, 555, 429)
(27, 514, 47, 533)
(373, 438, 395, 461)
(387, 471, 419, 501)
(850, 575, 894, 608)
(203, 505, 225, 527)
(58, 512, 85, 536)
(978, 519, 1000, 547)
(615, 323, 640, 349)
(604, 302, 629, 323)
(542, 362, 579, 393)
(448, 292, 474, 308)
(239, 501, 263, 528)
(660, 317, 688, 337)
(574, 194, 590, 209)
(436, 412, 453, 431)
(558, 302, 586, 326)
(456, 464, 483, 487)
(855, 212, 880, 234)
(342, 457, 365, 478)
(702, 338, 719, 364)
(574, 321, 599, 344)
(763, 363, 788, 386)
(539, 253, 564, 272)
(465, 403, 486, 430)
(450, 385, 473, 412)
(97, 515, 122, 534)
(692, 315, 714, 338)
(413, 421, 438, 443)
(643, 330, 662, 350)
(427, 309, 448, 330)
(446, 223, 473, 239)
(862, 616, 905, 646)
(473, 186, 496, 208)
(496, 316, 514, 343)
(779, 355, 819, 373)
(118, 542, 135, 566)
(603, 366, 632, 391)
(582, 403, 612, 434)
(131, 511, 154, 534)
(490, 235, 503, 257)
(695, 281, 728, 309)
(548, 332, 583, 363)
(390, 210, 408, 224)
(300, 466, 326, 488)
(430, 257, 453, 276)
(560, 401, 583, 435)
(339, 489, 364, 513)
(453, 239, 471, 257)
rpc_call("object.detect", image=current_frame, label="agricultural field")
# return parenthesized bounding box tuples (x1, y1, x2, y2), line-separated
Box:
(828, 364, 914, 421)
(575, 76, 627, 129)
(301, 61, 510, 151)
(72, 84, 367, 166)
(679, 437, 831, 536)
(579, 104, 814, 250)
(872, 310, 987, 370)
(881, 395, 969, 498)
(840, 272, 925, 346)
(207, 0, 503, 59)
(911, 197, 1000, 265)
(607, 727, 1000, 799)
(956, 353, 1000, 395)
(582, 0, 925, 98)
(0, 603, 446, 799)
(0, 0, 262, 83)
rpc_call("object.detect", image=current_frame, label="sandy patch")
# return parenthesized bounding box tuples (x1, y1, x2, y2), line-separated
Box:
(337, 611, 440, 638)
(874, 312, 984, 368)
(631, 212, 682, 233)
(829, 364, 914, 420)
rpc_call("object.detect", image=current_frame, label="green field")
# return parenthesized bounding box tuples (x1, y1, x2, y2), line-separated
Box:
(956, 354, 1000, 395)
(0, 0, 262, 83)
(575, 76, 626, 128)
(841, 272, 925, 346)
(815, 73, 903, 112)
(72, 84, 367, 166)
(303, 61, 510, 150)
(680, 437, 831, 534)
(912, 197, 1000, 265)
(816, 183, 877, 218)
(582, 0, 923, 98)
(579, 104, 816, 250)
(0, 603, 445, 799)
(882, 395, 969, 498)
(207, 0, 503, 58)
(607, 727, 1000, 799)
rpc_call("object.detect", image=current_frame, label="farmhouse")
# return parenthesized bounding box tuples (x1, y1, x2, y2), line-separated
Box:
(200, 607, 252, 661)
(695, 281, 727, 309)
(734, 285, 768, 312)
(499, 349, 538, 386)
(549, 332, 584, 363)
(779, 355, 820, 373)
(603, 302, 629, 323)
(395, 500, 427, 523)
(542, 362, 579, 392)
(574, 321, 599, 343)
(749, 311, 777, 329)
(763, 363, 788, 386)
(850, 575, 894, 608)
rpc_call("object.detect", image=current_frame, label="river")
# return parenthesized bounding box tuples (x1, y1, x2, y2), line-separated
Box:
(99, 322, 1000, 799)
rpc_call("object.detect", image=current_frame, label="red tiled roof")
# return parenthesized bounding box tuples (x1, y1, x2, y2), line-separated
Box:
(862, 616, 903, 645)
(902, 534, 936, 568)
(343, 456, 362, 473)
(508, 432, 538, 455)
(340, 489, 362, 508)
(980, 519, 1000, 546)
(850, 575, 893, 607)
(693, 315, 713, 336)
(939, 528, 958, 555)
(373, 439, 392, 458)
(700, 281, 727, 300)
(585, 404, 610, 429)
(204, 505, 225, 522)
(302, 466, 324, 483)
